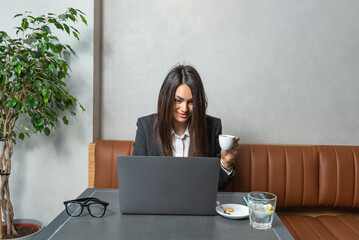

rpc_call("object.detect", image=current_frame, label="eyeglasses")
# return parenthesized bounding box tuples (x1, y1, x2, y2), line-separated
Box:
(63, 197, 109, 218)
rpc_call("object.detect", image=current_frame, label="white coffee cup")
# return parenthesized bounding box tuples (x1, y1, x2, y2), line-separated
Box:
(219, 134, 235, 150)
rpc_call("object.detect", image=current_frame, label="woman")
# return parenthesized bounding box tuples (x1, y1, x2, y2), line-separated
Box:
(132, 65, 240, 190)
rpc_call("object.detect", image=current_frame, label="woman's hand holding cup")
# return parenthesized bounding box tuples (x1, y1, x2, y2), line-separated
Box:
(219, 134, 240, 171)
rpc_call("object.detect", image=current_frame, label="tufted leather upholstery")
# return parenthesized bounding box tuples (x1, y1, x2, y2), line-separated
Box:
(88, 141, 359, 239)
(280, 214, 359, 240)
(222, 144, 359, 208)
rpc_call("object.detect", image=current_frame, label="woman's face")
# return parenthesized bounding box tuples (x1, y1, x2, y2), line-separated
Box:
(173, 84, 193, 125)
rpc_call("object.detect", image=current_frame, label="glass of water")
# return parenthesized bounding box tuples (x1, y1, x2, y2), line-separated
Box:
(248, 192, 277, 230)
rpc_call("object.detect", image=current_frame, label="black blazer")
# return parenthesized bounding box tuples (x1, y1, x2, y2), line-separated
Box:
(132, 114, 234, 190)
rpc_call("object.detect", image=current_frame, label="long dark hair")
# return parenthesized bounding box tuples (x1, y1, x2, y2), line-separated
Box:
(156, 65, 208, 156)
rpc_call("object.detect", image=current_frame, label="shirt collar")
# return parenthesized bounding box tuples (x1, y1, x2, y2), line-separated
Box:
(171, 125, 190, 139)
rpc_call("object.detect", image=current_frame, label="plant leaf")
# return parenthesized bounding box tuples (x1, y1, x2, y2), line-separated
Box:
(55, 23, 64, 30)
(76, 9, 86, 15)
(80, 15, 87, 25)
(41, 25, 51, 33)
(49, 43, 59, 53)
(6, 98, 18, 108)
(38, 118, 45, 126)
(48, 36, 59, 41)
(14, 13, 23, 18)
(70, 26, 79, 33)
(63, 24, 70, 34)
(23, 38, 37, 45)
(15, 64, 21, 74)
(68, 8, 77, 16)
(80, 104, 86, 111)
(0, 31, 8, 37)
(65, 44, 75, 54)
(36, 17, 46, 23)
(48, 18, 57, 24)
(19, 133, 25, 140)
(58, 14, 67, 20)
(72, 31, 79, 40)
(25, 98, 39, 109)
(41, 43, 47, 53)
(57, 71, 66, 80)
(44, 89, 51, 104)
(49, 63, 55, 72)
(21, 18, 29, 30)
(44, 127, 51, 136)
(62, 116, 68, 125)
(66, 14, 76, 22)
(0, 75, 5, 87)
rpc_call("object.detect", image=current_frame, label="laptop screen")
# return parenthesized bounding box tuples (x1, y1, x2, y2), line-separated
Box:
(117, 156, 219, 215)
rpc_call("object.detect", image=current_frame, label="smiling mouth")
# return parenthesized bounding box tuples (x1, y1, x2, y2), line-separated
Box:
(178, 113, 188, 118)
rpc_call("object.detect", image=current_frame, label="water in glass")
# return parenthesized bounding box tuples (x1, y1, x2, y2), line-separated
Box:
(248, 192, 277, 230)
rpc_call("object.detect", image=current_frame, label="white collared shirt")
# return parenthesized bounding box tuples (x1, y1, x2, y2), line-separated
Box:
(171, 127, 190, 157)
(171, 127, 233, 175)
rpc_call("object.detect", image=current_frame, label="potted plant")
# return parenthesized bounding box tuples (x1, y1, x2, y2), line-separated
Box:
(0, 8, 87, 238)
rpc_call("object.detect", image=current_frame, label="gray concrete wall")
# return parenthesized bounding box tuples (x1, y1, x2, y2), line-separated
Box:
(102, 0, 359, 145)
(0, 0, 93, 224)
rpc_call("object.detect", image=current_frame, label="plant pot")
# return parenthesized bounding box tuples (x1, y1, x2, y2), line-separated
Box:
(1, 219, 43, 240)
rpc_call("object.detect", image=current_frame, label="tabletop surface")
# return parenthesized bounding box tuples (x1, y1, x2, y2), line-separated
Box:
(35, 189, 294, 240)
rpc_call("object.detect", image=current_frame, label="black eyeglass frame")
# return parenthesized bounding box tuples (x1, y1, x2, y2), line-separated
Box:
(63, 197, 109, 218)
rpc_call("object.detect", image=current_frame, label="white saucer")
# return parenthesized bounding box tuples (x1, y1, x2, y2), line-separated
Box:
(216, 204, 249, 219)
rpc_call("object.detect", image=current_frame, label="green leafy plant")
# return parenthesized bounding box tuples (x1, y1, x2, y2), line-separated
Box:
(0, 8, 87, 237)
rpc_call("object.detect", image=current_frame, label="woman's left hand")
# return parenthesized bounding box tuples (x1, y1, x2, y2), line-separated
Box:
(220, 136, 240, 170)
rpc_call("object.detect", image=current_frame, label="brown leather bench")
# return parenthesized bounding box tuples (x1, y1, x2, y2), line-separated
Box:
(89, 140, 359, 239)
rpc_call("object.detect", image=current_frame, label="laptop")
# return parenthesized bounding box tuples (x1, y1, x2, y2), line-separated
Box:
(117, 156, 219, 215)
